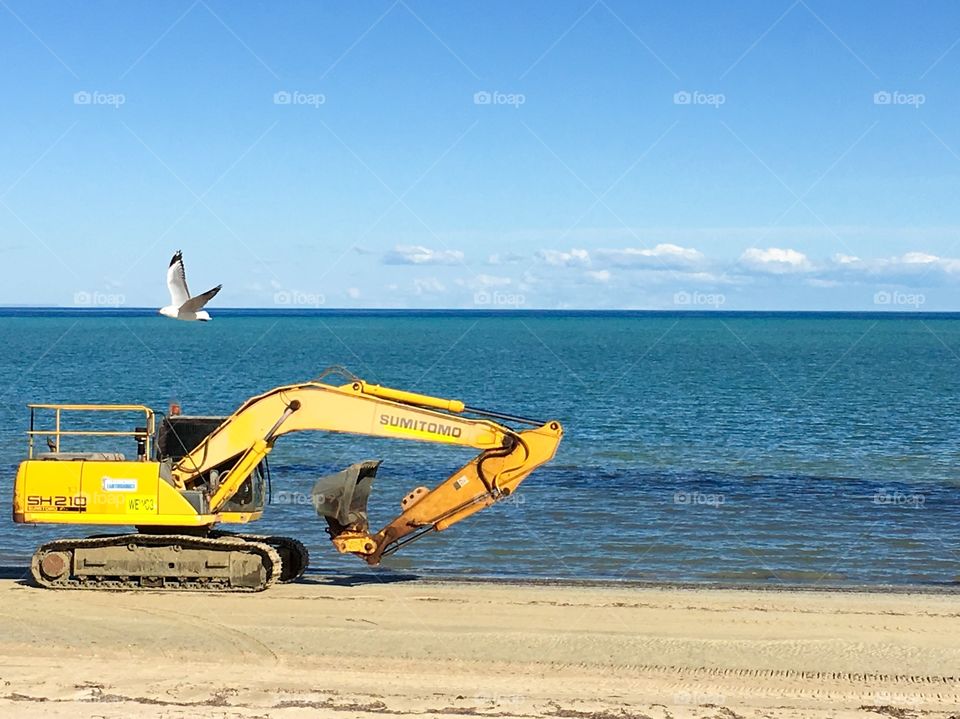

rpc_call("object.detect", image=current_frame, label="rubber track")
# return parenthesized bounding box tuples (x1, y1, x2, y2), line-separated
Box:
(31, 534, 282, 592)
(212, 531, 309, 583)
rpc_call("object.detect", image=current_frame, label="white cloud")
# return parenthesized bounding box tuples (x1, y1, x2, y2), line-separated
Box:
(413, 277, 445, 294)
(518, 270, 538, 292)
(901, 251, 939, 265)
(368, 241, 960, 308)
(673, 271, 731, 285)
(456, 274, 513, 290)
(384, 245, 464, 265)
(740, 247, 812, 274)
(535, 244, 703, 271)
(536, 248, 590, 267)
(522, 242, 960, 290)
(596, 243, 704, 268)
(476, 274, 512, 286)
(833, 253, 861, 265)
(824, 251, 960, 279)
(346, 287, 360, 299)
(487, 252, 524, 265)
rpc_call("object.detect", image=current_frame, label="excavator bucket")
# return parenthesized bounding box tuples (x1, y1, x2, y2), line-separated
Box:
(311, 460, 381, 535)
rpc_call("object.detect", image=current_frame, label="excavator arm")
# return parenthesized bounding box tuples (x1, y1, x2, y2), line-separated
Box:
(170, 371, 563, 564)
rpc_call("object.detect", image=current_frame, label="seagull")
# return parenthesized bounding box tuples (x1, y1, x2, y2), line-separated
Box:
(159, 250, 222, 321)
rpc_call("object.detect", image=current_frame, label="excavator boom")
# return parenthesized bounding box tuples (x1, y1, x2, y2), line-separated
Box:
(170, 374, 563, 563)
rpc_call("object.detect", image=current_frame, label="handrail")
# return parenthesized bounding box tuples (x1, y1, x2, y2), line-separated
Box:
(28, 403, 154, 411)
(27, 404, 154, 459)
(26, 430, 151, 437)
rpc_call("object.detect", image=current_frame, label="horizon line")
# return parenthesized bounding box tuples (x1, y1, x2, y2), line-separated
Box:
(0, 306, 957, 315)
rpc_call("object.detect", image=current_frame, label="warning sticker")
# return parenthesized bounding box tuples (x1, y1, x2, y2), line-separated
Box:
(102, 477, 138, 492)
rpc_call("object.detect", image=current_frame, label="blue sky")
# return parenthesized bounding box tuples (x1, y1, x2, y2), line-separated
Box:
(2, 1, 960, 310)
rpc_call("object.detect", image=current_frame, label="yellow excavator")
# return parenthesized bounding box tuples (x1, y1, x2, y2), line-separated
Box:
(12, 367, 563, 591)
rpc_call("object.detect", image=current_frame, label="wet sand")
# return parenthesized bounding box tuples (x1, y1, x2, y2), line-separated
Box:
(0, 576, 957, 718)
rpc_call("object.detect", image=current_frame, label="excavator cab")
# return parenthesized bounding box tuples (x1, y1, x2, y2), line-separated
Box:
(156, 414, 267, 515)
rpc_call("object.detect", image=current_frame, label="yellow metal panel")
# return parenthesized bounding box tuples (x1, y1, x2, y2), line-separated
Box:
(157, 477, 209, 519)
(350, 381, 466, 413)
(19, 512, 215, 526)
(81, 461, 160, 517)
(14, 459, 210, 526)
(14, 460, 85, 519)
(218, 511, 263, 524)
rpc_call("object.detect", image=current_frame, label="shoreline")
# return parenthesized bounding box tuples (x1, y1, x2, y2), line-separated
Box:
(1, 577, 957, 718)
(3, 564, 958, 595)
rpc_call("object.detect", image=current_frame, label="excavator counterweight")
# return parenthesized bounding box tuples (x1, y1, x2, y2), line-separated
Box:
(12, 370, 563, 591)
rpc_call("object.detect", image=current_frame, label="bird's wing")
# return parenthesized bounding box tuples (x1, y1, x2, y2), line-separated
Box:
(180, 284, 222, 313)
(167, 250, 191, 307)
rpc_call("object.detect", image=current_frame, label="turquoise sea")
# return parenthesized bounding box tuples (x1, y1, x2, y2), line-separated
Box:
(1, 309, 958, 587)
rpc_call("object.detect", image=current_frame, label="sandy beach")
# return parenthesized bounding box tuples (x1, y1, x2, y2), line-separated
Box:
(0, 577, 957, 718)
